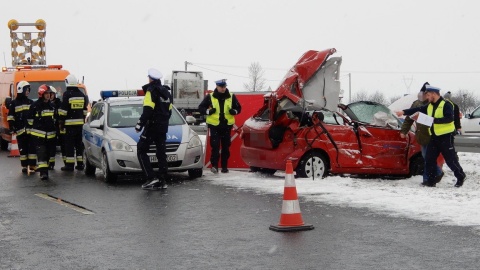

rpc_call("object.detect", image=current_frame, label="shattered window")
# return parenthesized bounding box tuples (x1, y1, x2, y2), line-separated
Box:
(346, 101, 401, 128)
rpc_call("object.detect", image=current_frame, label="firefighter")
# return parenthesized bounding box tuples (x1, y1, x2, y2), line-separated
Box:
(198, 79, 241, 173)
(58, 74, 88, 171)
(49, 86, 63, 169)
(136, 68, 172, 190)
(29, 85, 57, 180)
(7, 81, 35, 173)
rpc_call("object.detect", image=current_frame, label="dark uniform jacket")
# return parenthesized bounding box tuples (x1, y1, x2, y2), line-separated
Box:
(198, 89, 242, 128)
(58, 87, 88, 126)
(28, 99, 57, 139)
(7, 93, 34, 136)
(403, 97, 454, 137)
(138, 80, 172, 133)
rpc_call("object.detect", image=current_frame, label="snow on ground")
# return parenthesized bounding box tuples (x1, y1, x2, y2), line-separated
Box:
(199, 135, 480, 231)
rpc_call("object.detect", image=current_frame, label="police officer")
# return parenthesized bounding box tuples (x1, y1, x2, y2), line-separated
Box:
(7, 81, 35, 173)
(397, 85, 466, 187)
(136, 68, 172, 190)
(198, 79, 241, 173)
(29, 85, 56, 180)
(58, 74, 88, 171)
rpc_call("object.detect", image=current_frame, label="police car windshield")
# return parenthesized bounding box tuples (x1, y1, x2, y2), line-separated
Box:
(107, 104, 185, 128)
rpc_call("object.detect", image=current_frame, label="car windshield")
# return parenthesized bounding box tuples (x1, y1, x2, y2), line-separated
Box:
(345, 101, 401, 128)
(107, 104, 185, 128)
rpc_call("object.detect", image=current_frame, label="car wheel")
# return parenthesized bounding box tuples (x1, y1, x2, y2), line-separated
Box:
(102, 151, 117, 183)
(83, 148, 96, 176)
(409, 154, 424, 177)
(296, 152, 328, 179)
(188, 168, 203, 179)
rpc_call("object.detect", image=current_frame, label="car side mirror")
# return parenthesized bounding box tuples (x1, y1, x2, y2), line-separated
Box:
(5, 97, 12, 108)
(89, 119, 103, 129)
(465, 113, 471, 119)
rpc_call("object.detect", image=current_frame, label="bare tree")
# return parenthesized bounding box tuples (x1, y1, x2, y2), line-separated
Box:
(389, 95, 402, 105)
(448, 89, 479, 115)
(350, 91, 369, 103)
(244, 62, 266, 92)
(369, 90, 388, 105)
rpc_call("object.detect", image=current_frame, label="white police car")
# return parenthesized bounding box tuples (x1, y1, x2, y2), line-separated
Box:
(82, 90, 204, 182)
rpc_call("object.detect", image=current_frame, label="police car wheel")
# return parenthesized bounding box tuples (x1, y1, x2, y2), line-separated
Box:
(102, 151, 117, 183)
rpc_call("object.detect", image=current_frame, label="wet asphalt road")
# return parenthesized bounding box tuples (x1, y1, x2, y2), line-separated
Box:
(1, 151, 480, 270)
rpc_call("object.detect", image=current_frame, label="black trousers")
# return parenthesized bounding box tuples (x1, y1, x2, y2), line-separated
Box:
(17, 132, 31, 167)
(64, 126, 84, 167)
(35, 137, 56, 175)
(137, 125, 167, 181)
(425, 133, 465, 184)
(209, 125, 232, 169)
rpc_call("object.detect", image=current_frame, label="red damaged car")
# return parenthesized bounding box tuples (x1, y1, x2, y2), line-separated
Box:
(240, 48, 423, 178)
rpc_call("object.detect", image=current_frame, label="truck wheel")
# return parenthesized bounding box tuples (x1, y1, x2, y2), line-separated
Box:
(296, 152, 328, 179)
(188, 168, 203, 179)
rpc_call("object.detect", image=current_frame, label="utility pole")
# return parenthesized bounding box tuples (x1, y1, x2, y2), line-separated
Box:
(348, 73, 352, 103)
(185, 61, 191, 72)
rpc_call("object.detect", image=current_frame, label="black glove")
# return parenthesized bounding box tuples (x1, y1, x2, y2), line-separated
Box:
(135, 120, 143, 132)
(229, 109, 237, 115)
(207, 108, 216, 115)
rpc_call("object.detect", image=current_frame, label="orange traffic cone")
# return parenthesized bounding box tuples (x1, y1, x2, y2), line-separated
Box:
(8, 133, 20, 157)
(269, 160, 314, 232)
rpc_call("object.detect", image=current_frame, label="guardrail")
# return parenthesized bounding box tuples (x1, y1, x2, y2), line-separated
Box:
(455, 135, 480, 153)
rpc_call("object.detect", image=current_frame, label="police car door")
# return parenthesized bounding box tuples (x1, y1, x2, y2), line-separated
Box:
(83, 103, 105, 166)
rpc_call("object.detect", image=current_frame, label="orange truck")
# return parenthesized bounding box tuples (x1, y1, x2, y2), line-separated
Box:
(0, 19, 88, 150)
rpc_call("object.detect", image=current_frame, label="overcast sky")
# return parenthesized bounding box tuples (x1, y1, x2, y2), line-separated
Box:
(2, 0, 480, 101)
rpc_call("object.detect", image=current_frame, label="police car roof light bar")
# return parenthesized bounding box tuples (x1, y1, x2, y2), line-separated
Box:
(100, 90, 145, 100)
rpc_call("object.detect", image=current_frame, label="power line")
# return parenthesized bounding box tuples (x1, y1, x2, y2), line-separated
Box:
(191, 62, 288, 71)
(189, 63, 282, 81)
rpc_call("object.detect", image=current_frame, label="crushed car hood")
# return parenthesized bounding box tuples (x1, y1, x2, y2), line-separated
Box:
(275, 48, 342, 112)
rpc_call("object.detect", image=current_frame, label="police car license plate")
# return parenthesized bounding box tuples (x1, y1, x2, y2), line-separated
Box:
(149, 155, 177, 163)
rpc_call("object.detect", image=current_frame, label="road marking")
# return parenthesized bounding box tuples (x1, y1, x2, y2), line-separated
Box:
(35, 193, 95, 215)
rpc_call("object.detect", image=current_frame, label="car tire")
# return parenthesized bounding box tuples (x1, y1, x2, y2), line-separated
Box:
(83, 148, 96, 176)
(408, 154, 424, 177)
(188, 168, 203, 179)
(296, 152, 328, 179)
(102, 151, 117, 183)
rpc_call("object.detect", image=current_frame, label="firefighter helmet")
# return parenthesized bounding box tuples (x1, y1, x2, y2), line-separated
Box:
(49, 85, 57, 94)
(65, 74, 78, 87)
(38, 84, 52, 98)
(17, 81, 30, 94)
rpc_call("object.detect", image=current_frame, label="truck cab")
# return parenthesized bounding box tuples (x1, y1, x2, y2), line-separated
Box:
(167, 71, 208, 125)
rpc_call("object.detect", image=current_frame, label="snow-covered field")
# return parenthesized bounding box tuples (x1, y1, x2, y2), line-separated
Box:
(200, 135, 480, 232)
